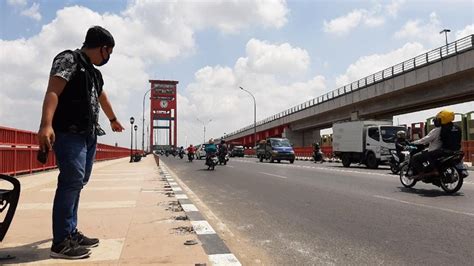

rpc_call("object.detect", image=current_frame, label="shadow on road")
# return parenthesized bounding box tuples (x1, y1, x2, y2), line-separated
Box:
(398, 187, 464, 197)
(0, 238, 52, 264)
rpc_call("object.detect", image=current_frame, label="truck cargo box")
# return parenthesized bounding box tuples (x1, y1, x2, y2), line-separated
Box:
(333, 120, 392, 153)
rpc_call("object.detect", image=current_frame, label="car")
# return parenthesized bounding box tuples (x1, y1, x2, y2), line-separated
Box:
(256, 138, 295, 163)
(230, 145, 245, 157)
(196, 144, 207, 160)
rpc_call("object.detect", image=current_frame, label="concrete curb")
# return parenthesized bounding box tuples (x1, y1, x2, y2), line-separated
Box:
(159, 164, 242, 266)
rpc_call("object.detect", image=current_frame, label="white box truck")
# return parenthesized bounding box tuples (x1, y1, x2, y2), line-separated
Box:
(332, 120, 406, 169)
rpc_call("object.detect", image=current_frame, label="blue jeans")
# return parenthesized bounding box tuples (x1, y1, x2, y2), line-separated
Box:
(52, 132, 97, 244)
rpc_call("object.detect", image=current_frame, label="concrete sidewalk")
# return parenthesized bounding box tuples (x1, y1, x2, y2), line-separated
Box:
(0, 156, 209, 265)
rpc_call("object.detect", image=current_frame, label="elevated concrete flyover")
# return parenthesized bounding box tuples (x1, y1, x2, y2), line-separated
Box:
(225, 35, 474, 146)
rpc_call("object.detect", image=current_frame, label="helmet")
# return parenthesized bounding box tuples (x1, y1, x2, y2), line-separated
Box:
(436, 109, 455, 125)
(396, 131, 406, 139)
(220, 139, 226, 144)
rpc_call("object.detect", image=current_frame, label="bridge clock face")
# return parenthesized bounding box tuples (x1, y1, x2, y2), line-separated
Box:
(160, 100, 169, 108)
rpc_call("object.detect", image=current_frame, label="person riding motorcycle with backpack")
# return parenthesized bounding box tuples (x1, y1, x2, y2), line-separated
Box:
(411, 110, 461, 179)
(395, 130, 410, 162)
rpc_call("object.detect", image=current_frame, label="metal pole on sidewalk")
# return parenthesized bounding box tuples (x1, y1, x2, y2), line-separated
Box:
(134, 125, 138, 155)
(130, 117, 135, 163)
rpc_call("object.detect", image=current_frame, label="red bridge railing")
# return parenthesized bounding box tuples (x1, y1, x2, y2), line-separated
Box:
(0, 126, 138, 176)
(293, 142, 473, 162)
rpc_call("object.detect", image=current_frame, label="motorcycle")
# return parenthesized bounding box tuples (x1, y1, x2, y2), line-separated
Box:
(399, 144, 469, 194)
(218, 152, 229, 165)
(389, 149, 410, 174)
(188, 152, 194, 162)
(205, 153, 218, 170)
(178, 150, 184, 159)
(313, 149, 324, 163)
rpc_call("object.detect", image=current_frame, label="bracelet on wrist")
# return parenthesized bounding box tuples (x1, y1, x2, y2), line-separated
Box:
(109, 117, 117, 123)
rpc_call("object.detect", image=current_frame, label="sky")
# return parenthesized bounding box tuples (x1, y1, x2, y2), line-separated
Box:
(1, 0, 473, 148)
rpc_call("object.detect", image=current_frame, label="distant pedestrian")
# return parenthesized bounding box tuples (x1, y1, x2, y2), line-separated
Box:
(38, 26, 124, 259)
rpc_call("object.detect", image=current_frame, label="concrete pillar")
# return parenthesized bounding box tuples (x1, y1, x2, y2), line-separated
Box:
(283, 128, 320, 147)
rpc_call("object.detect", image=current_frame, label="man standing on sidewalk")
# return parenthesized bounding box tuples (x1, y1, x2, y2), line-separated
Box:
(38, 26, 124, 259)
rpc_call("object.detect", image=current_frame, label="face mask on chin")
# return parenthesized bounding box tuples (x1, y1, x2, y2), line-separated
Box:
(96, 47, 110, 66)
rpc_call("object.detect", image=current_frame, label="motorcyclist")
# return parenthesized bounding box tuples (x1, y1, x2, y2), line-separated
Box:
(312, 142, 323, 162)
(177, 146, 185, 159)
(411, 110, 461, 178)
(395, 130, 409, 162)
(187, 145, 195, 161)
(218, 139, 228, 155)
(187, 144, 196, 155)
(205, 138, 217, 159)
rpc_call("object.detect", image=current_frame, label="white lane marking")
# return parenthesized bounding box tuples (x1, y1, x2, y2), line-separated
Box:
(191, 220, 217, 235)
(181, 204, 199, 212)
(259, 172, 287, 179)
(18, 201, 136, 210)
(168, 182, 178, 186)
(236, 159, 392, 177)
(227, 165, 235, 168)
(175, 194, 188, 199)
(171, 186, 182, 192)
(373, 195, 474, 217)
(208, 254, 242, 266)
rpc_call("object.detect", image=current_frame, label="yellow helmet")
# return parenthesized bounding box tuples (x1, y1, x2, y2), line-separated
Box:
(436, 109, 455, 125)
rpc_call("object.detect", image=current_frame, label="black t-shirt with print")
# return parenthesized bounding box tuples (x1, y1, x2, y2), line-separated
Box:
(50, 49, 103, 134)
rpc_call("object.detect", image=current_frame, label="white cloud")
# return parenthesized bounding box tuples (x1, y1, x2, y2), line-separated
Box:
(456, 24, 474, 39)
(323, 0, 404, 35)
(0, 1, 289, 147)
(235, 39, 310, 79)
(178, 39, 325, 145)
(335, 42, 426, 87)
(394, 12, 444, 46)
(385, 0, 405, 17)
(123, 0, 288, 35)
(6, 0, 27, 7)
(20, 2, 42, 21)
(323, 9, 365, 35)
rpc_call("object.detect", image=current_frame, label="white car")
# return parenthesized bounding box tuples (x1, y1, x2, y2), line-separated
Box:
(196, 144, 207, 160)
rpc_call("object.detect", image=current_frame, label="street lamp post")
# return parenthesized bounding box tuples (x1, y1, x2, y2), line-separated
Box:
(440, 29, 451, 45)
(440, 29, 451, 55)
(197, 118, 212, 144)
(239, 86, 257, 149)
(142, 88, 152, 154)
(134, 125, 138, 155)
(129, 117, 135, 163)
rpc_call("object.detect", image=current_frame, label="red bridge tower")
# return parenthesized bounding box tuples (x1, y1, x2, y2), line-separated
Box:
(149, 80, 179, 150)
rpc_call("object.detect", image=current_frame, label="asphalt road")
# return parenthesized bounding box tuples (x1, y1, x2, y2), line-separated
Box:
(161, 156, 474, 265)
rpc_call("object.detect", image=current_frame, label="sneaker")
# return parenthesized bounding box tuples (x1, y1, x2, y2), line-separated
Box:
(50, 237, 91, 260)
(73, 231, 100, 248)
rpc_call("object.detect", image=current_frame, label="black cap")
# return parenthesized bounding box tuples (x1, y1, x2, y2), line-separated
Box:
(83, 26, 115, 48)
